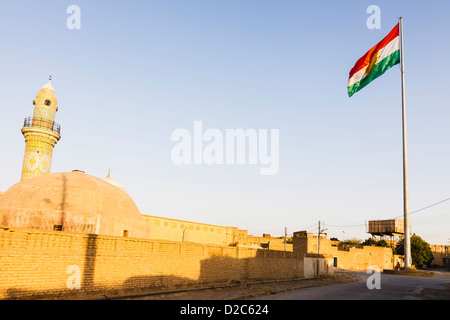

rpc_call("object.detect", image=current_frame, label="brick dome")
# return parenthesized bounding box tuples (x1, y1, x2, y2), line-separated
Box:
(0, 171, 151, 238)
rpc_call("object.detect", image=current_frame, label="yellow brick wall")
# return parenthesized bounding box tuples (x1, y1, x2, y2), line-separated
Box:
(0, 227, 305, 300)
(293, 232, 396, 271)
(430, 244, 448, 267)
(142, 215, 241, 246)
(330, 246, 394, 271)
(142, 215, 293, 251)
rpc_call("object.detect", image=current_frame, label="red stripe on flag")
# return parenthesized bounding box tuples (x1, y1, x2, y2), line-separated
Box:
(348, 23, 399, 80)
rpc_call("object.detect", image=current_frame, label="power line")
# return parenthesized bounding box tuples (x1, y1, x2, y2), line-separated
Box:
(301, 223, 319, 232)
(326, 196, 450, 229)
(326, 223, 365, 228)
(392, 197, 450, 219)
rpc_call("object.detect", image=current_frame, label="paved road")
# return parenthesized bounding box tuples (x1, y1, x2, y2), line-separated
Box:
(119, 270, 450, 300)
(253, 270, 450, 300)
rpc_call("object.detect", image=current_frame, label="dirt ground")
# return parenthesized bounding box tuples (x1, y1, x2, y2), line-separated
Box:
(117, 273, 358, 300)
(416, 282, 450, 300)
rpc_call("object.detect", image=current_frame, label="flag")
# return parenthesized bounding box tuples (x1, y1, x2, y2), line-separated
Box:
(347, 23, 400, 97)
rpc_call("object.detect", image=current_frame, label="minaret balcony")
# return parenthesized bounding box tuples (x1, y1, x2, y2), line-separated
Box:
(23, 117, 61, 135)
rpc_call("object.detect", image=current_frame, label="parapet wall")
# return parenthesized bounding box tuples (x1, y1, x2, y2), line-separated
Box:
(142, 215, 241, 246)
(0, 227, 319, 300)
(332, 246, 394, 271)
(293, 232, 398, 271)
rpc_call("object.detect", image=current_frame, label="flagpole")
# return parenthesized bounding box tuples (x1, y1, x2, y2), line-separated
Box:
(399, 17, 412, 269)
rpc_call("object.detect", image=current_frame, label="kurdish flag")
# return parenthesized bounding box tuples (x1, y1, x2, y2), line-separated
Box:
(348, 24, 400, 97)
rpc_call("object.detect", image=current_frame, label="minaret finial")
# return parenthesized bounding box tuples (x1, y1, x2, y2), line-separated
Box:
(49, 75, 52, 81)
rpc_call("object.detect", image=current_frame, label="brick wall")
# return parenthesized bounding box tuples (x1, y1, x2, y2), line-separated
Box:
(0, 227, 306, 300)
(293, 231, 396, 271)
(331, 246, 394, 271)
(141, 215, 292, 250)
(142, 215, 239, 246)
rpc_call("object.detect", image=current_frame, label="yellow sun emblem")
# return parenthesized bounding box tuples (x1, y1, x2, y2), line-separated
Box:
(363, 51, 381, 78)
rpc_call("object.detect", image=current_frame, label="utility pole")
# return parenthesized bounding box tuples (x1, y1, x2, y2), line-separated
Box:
(318, 221, 321, 255)
(445, 242, 448, 267)
(317, 221, 327, 255)
(284, 227, 287, 252)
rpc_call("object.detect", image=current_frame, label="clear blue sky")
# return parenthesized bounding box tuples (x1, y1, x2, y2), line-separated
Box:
(1, 0, 449, 244)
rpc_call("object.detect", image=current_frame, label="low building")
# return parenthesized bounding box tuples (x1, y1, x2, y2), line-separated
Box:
(142, 215, 242, 246)
(430, 244, 449, 268)
(292, 230, 403, 271)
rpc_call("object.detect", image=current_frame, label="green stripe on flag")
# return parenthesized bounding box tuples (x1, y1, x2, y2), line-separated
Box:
(348, 50, 400, 97)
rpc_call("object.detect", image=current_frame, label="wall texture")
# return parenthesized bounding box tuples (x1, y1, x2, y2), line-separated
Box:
(142, 215, 241, 246)
(430, 244, 448, 267)
(0, 227, 320, 300)
(293, 231, 398, 271)
(141, 215, 294, 251)
(303, 256, 335, 278)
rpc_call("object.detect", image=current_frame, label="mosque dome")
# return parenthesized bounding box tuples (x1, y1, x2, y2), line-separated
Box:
(0, 171, 151, 239)
(102, 171, 128, 194)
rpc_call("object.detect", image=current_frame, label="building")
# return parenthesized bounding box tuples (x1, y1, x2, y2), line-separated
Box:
(292, 230, 403, 271)
(0, 80, 333, 300)
(0, 79, 291, 247)
(0, 171, 152, 239)
(430, 244, 449, 268)
(0, 80, 152, 239)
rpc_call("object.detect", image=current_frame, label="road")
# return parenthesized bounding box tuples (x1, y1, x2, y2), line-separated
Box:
(118, 270, 450, 300)
(253, 270, 450, 300)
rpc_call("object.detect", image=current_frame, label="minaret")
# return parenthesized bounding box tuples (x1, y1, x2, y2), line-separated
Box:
(20, 77, 61, 180)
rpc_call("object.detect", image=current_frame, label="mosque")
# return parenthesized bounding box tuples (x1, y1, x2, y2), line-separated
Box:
(0, 79, 287, 249)
(0, 80, 325, 300)
(0, 81, 407, 300)
(0, 79, 153, 239)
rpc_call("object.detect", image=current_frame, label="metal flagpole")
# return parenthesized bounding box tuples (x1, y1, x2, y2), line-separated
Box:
(399, 17, 412, 268)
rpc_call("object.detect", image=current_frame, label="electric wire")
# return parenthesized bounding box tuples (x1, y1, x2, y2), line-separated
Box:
(325, 196, 450, 230)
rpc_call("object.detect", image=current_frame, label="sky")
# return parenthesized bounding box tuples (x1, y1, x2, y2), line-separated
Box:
(0, 0, 449, 245)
